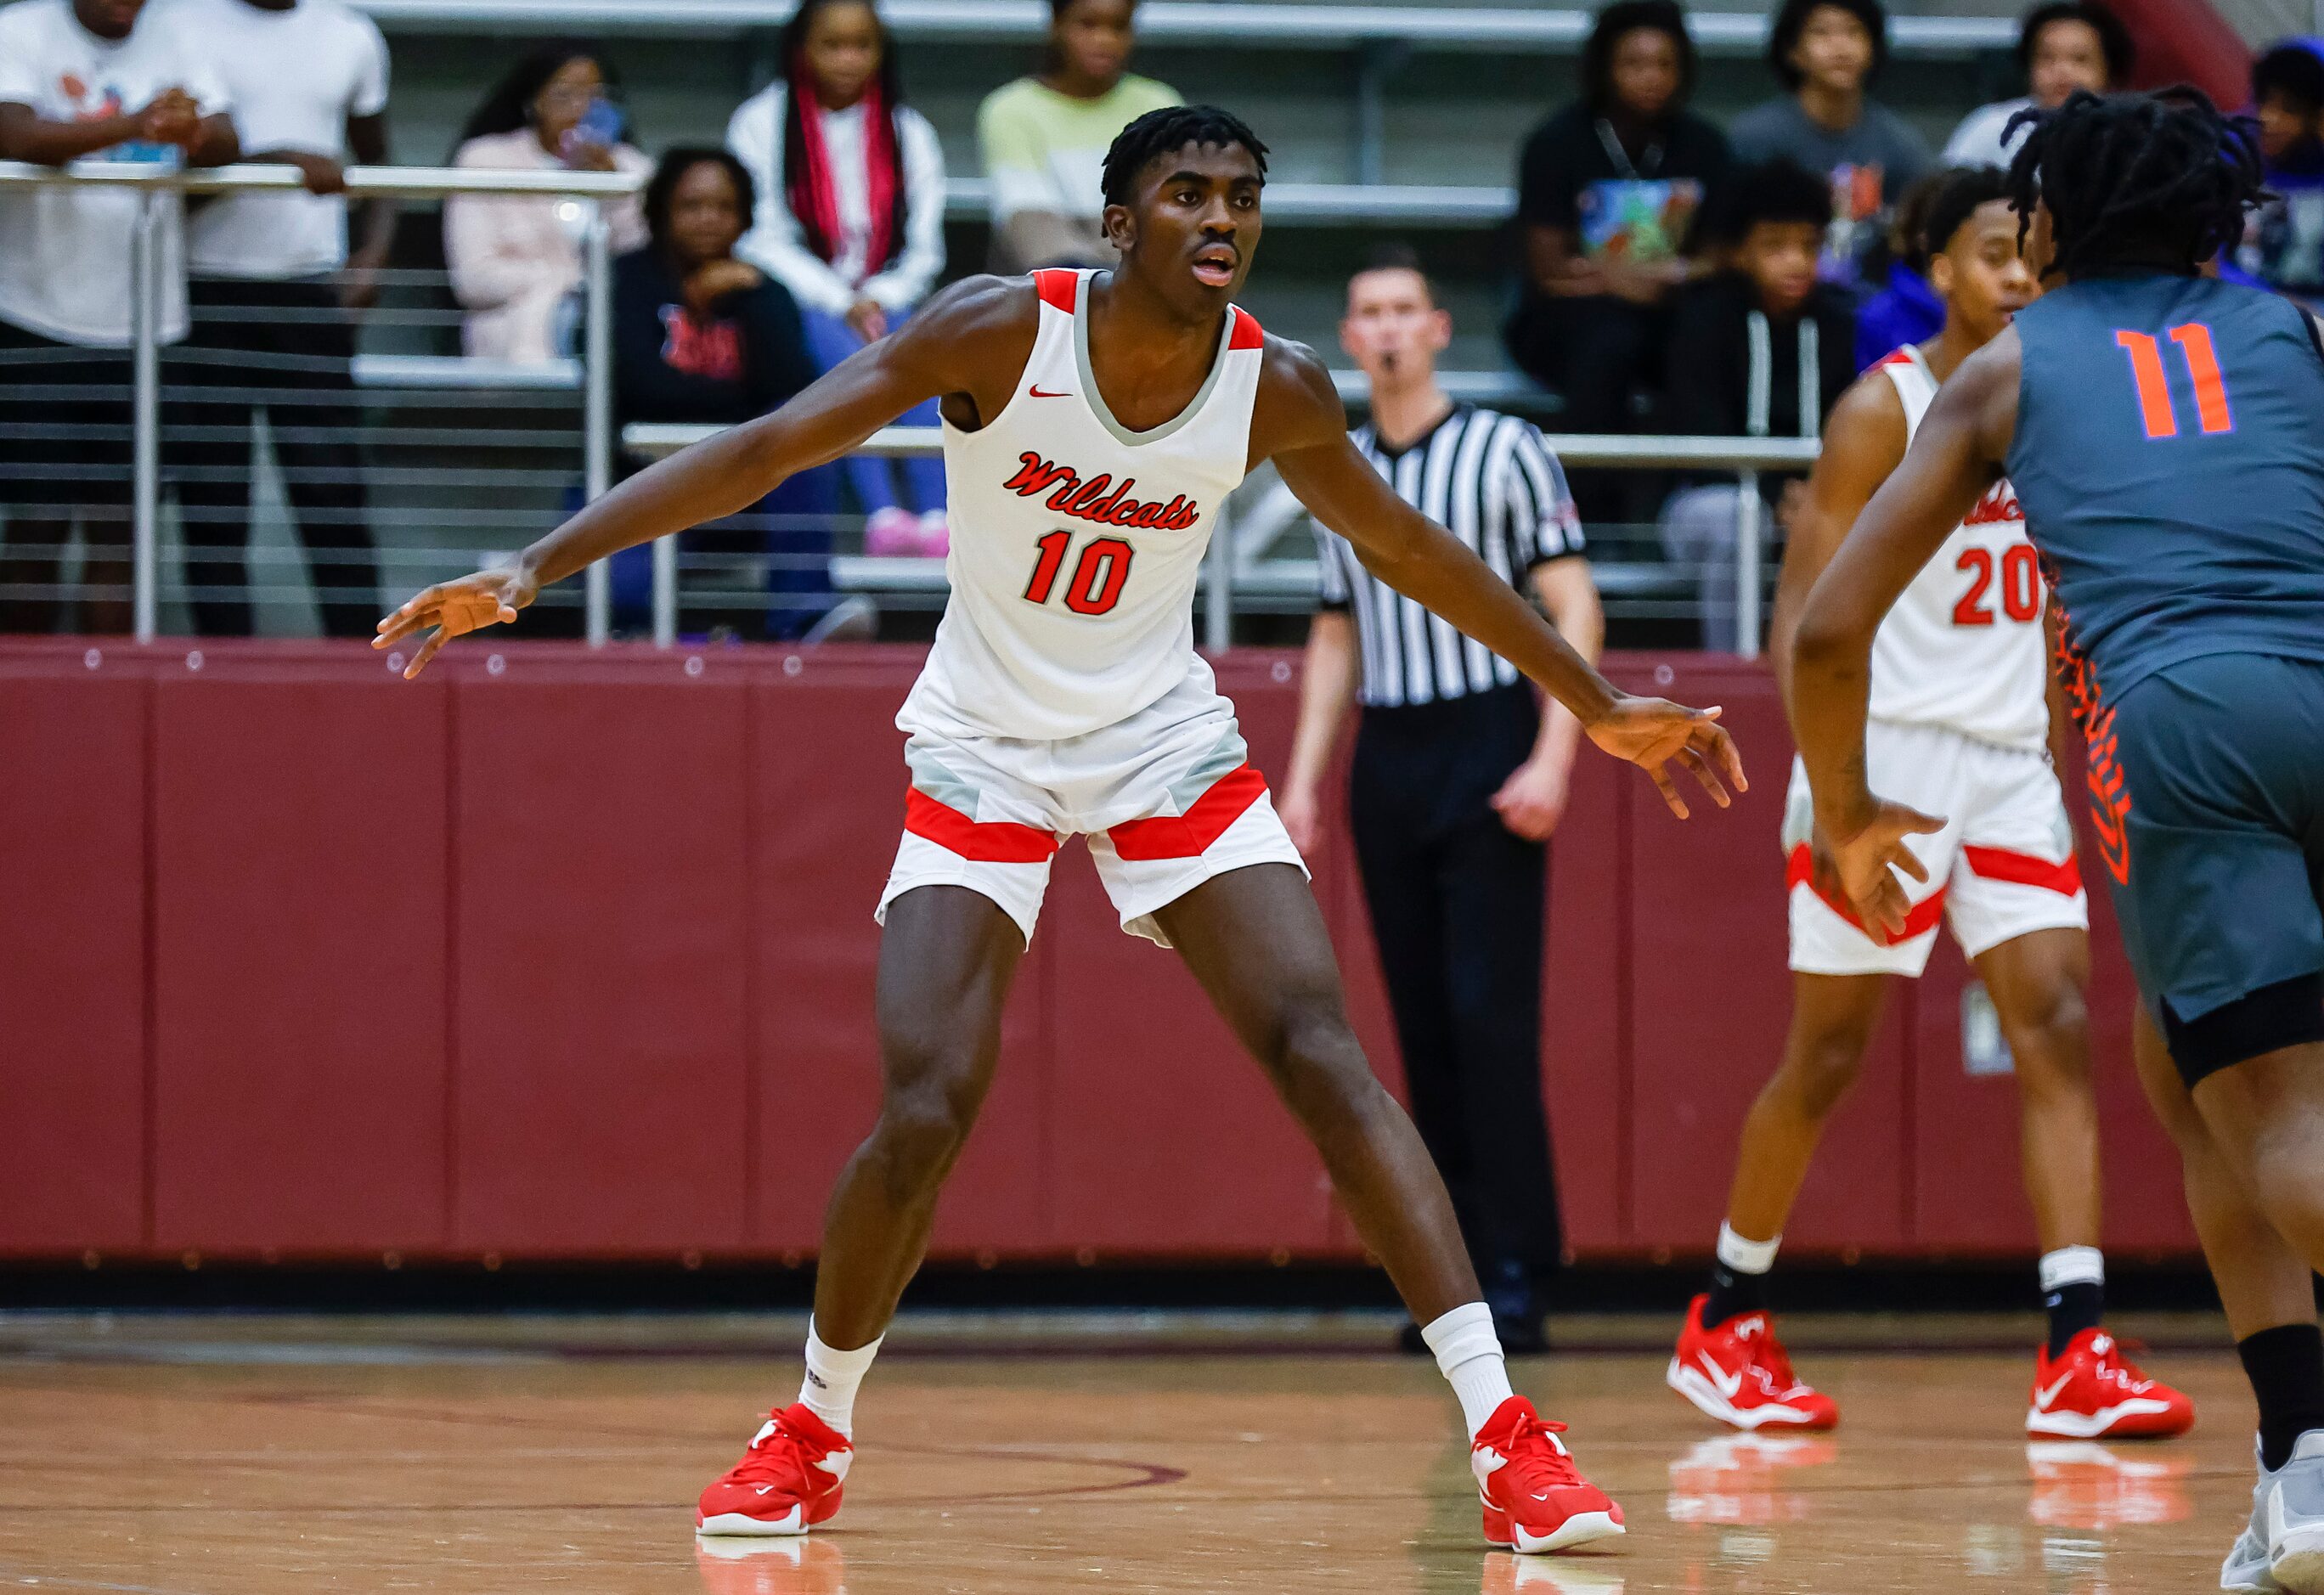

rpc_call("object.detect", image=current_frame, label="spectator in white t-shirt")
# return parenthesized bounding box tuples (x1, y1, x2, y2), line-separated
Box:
(444, 42, 649, 364)
(169, 0, 392, 638)
(728, 0, 948, 555)
(1942, 3, 2133, 170)
(0, 0, 237, 634)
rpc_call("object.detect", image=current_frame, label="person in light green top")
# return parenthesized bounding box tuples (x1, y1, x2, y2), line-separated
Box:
(978, 0, 1181, 272)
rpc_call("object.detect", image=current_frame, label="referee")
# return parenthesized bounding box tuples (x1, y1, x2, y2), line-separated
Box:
(1279, 248, 1603, 1353)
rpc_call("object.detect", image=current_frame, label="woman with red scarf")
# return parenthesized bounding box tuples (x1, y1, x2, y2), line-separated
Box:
(727, 0, 949, 555)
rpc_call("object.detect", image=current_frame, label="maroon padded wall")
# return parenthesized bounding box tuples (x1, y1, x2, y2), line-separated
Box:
(0, 639, 2196, 1265)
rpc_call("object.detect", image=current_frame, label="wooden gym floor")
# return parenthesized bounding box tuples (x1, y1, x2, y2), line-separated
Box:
(0, 1310, 2255, 1592)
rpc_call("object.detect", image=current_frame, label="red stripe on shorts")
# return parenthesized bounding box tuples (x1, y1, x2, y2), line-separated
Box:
(1961, 845, 2084, 895)
(1786, 843, 1947, 944)
(904, 787, 1060, 864)
(1106, 764, 1269, 862)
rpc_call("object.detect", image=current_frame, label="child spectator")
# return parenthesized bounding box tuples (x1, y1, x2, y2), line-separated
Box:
(978, 0, 1179, 274)
(0, 0, 237, 634)
(1853, 170, 1947, 372)
(2243, 40, 2324, 308)
(1505, 0, 1729, 523)
(1658, 160, 1856, 651)
(612, 148, 839, 639)
(728, 0, 947, 556)
(172, 0, 392, 639)
(1943, 3, 2132, 170)
(1730, 0, 1931, 285)
(445, 42, 649, 364)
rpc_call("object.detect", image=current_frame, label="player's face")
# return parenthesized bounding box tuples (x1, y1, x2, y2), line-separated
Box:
(2028, 18, 2109, 106)
(1790, 6, 1874, 97)
(1339, 268, 1451, 386)
(1739, 221, 1822, 318)
(1110, 143, 1265, 313)
(2258, 92, 2323, 164)
(801, 2, 883, 110)
(1930, 199, 2038, 345)
(1607, 27, 1682, 121)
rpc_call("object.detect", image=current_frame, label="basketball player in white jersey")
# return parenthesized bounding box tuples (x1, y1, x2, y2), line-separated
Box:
(1667, 166, 2191, 1440)
(375, 106, 1743, 1556)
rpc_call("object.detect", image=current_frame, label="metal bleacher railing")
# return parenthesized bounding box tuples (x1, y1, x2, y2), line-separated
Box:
(0, 159, 1821, 658)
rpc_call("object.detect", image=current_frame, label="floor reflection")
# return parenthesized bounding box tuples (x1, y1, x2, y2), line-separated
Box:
(697, 1534, 850, 1595)
(2024, 1440, 2193, 1530)
(1665, 1431, 1840, 1525)
(1478, 1550, 1625, 1592)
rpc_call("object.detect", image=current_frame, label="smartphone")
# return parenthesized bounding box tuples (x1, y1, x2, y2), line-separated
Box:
(561, 98, 626, 165)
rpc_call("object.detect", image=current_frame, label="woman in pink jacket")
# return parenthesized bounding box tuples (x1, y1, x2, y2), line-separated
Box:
(445, 41, 650, 364)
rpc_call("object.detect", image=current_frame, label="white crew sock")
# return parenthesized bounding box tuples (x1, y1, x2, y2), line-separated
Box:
(2038, 1244, 2106, 1293)
(1717, 1220, 1782, 1276)
(1423, 1301, 1515, 1438)
(798, 1319, 883, 1437)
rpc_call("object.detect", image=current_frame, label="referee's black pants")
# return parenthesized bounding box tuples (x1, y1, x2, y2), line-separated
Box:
(1350, 683, 1562, 1293)
(167, 274, 380, 638)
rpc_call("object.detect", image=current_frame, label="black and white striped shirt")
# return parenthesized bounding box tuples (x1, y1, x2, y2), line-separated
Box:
(1316, 403, 1586, 708)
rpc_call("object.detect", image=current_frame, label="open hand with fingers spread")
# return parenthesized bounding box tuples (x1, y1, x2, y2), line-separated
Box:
(373, 566, 539, 678)
(1824, 798, 1946, 938)
(1585, 696, 1747, 820)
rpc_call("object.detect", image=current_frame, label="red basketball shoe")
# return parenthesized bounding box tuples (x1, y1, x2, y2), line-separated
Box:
(696, 1404, 852, 1536)
(1471, 1395, 1626, 1553)
(1667, 1295, 1840, 1431)
(2026, 1329, 2195, 1440)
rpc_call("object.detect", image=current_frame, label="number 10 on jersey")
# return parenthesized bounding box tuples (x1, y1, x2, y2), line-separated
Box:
(1023, 530, 1135, 616)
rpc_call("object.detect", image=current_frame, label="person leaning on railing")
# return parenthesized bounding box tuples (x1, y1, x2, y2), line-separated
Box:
(727, 0, 949, 560)
(169, 0, 392, 640)
(443, 40, 648, 364)
(1656, 159, 1856, 653)
(0, 0, 237, 635)
(1503, 0, 1730, 528)
(976, 0, 1179, 275)
(611, 148, 844, 642)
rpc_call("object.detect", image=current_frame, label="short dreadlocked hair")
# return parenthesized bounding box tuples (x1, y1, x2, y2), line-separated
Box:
(1919, 165, 2013, 262)
(1100, 104, 1270, 208)
(2005, 87, 2269, 279)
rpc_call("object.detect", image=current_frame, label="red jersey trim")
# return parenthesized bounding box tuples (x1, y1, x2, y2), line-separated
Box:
(1961, 845, 2084, 896)
(1107, 764, 1268, 861)
(1033, 269, 1079, 314)
(1228, 306, 1264, 352)
(905, 787, 1061, 864)
(1875, 347, 1915, 368)
(1786, 843, 1948, 944)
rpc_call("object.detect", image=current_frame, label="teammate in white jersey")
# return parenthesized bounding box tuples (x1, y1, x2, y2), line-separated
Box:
(376, 105, 1744, 1557)
(1668, 166, 2191, 1440)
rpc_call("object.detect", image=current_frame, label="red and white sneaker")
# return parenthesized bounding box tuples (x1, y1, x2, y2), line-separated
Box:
(696, 1404, 853, 1536)
(1667, 1295, 1840, 1431)
(2025, 1328, 2195, 1439)
(1471, 1395, 1626, 1553)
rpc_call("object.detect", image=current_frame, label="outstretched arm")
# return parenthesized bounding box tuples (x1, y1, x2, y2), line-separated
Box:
(1791, 328, 2022, 932)
(378, 276, 1028, 675)
(1260, 342, 1743, 818)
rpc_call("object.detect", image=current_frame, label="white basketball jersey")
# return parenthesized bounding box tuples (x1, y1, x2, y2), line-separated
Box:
(1868, 346, 2049, 750)
(899, 268, 1266, 742)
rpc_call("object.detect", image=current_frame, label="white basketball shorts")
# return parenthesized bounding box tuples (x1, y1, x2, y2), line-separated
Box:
(877, 671, 1306, 948)
(1785, 720, 2088, 978)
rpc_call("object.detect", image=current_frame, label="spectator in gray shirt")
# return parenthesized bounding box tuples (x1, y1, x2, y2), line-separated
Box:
(1730, 0, 1930, 285)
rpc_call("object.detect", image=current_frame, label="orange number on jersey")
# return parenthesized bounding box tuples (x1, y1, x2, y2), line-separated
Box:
(1023, 531, 1135, 617)
(1952, 547, 1995, 626)
(2116, 324, 2235, 440)
(2000, 543, 2041, 622)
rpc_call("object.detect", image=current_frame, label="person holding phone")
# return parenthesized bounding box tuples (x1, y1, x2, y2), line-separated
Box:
(445, 40, 649, 363)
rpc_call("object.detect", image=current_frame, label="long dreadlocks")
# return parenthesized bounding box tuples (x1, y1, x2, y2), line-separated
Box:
(2004, 87, 2269, 279)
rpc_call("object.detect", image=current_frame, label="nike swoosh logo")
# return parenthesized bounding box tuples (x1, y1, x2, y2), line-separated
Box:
(2035, 1372, 2075, 1410)
(1698, 1351, 1744, 1399)
(1029, 386, 1072, 398)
